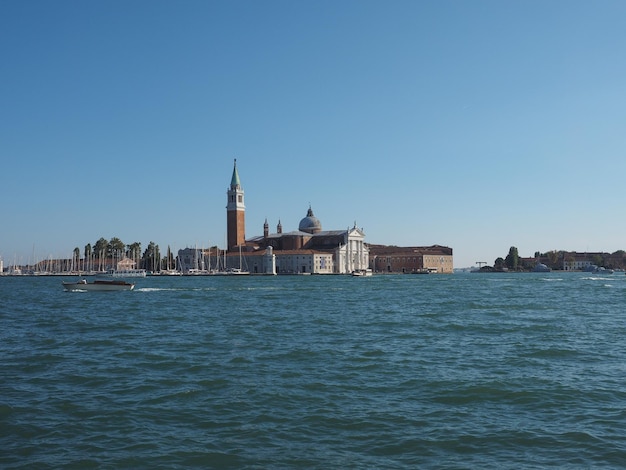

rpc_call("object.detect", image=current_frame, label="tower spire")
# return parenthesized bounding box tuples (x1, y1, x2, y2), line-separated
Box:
(226, 159, 245, 250)
(230, 158, 241, 189)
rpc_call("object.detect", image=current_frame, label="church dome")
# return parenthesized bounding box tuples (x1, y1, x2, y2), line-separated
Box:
(299, 206, 322, 234)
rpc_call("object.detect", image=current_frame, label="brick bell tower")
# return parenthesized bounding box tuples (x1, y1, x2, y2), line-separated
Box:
(226, 159, 245, 251)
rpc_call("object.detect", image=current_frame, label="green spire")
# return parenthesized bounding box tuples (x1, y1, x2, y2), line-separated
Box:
(230, 158, 241, 189)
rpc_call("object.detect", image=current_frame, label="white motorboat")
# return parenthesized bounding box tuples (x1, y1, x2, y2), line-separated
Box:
(352, 268, 373, 277)
(533, 262, 551, 273)
(593, 267, 614, 274)
(62, 279, 135, 291)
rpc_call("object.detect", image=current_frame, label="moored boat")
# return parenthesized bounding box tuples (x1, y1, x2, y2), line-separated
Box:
(533, 262, 551, 273)
(593, 266, 614, 274)
(105, 269, 147, 278)
(225, 268, 250, 275)
(62, 279, 135, 291)
(160, 269, 183, 276)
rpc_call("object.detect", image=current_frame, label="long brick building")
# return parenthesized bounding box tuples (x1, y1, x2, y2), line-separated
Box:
(368, 244, 454, 274)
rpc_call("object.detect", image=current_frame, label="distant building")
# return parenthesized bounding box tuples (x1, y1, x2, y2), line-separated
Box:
(178, 247, 206, 272)
(116, 257, 137, 270)
(368, 244, 453, 273)
(245, 213, 368, 274)
(224, 160, 369, 274)
(563, 255, 595, 271)
(221, 160, 456, 274)
(225, 248, 333, 275)
(562, 251, 625, 271)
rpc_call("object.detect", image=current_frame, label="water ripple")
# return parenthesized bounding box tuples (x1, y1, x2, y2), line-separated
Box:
(2, 273, 626, 468)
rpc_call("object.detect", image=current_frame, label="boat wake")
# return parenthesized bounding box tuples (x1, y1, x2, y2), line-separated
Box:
(135, 287, 219, 292)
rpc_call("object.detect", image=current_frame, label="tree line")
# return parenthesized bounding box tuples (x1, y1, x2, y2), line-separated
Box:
(483, 247, 626, 271)
(71, 238, 174, 272)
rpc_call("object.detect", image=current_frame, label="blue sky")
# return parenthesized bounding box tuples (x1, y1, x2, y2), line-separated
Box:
(2, 0, 626, 268)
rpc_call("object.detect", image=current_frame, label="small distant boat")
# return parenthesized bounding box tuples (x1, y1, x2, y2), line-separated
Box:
(208, 270, 230, 276)
(533, 262, 551, 273)
(593, 267, 614, 274)
(226, 268, 250, 275)
(186, 269, 211, 276)
(160, 269, 183, 276)
(224, 246, 249, 275)
(105, 269, 147, 278)
(352, 268, 373, 277)
(62, 279, 135, 291)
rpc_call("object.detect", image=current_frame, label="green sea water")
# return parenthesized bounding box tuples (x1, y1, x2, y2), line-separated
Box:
(1, 272, 625, 468)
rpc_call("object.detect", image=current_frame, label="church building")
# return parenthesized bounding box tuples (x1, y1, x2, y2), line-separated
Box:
(224, 160, 369, 274)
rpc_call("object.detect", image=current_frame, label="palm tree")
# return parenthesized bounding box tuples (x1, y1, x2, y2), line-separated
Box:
(84, 243, 92, 272)
(126, 242, 142, 266)
(108, 237, 125, 269)
(73, 247, 80, 272)
(94, 237, 108, 271)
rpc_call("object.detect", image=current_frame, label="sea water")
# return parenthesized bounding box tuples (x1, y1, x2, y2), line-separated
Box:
(1, 272, 625, 468)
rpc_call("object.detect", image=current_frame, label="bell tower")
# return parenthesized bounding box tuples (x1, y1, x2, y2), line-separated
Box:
(226, 159, 245, 251)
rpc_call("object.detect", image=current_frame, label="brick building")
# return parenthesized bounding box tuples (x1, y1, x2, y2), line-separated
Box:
(368, 244, 453, 274)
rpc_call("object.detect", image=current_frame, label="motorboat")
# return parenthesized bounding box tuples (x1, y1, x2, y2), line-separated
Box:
(352, 268, 373, 277)
(533, 262, 551, 273)
(593, 267, 614, 274)
(62, 279, 135, 291)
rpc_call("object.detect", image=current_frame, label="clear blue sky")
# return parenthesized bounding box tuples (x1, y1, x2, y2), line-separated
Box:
(2, 0, 626, 268)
